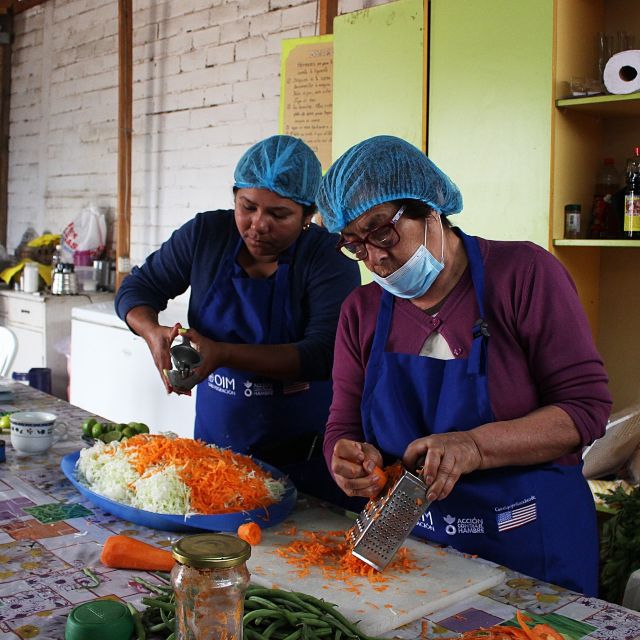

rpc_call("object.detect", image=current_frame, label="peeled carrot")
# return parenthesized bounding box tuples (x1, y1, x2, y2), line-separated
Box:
(371, 465, 388, 490)
(531, 624, 564, 640)
(100, 534, 175, 571)
(516, 611, 538, 640)
(237, 522, 262, 546)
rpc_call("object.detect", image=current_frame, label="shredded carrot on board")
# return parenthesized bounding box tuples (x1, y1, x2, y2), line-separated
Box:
(115, 434, 281, 514)
(273, 528, 417, 594)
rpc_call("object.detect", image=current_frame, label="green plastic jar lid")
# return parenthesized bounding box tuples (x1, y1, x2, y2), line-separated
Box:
(65, 600, 134, 640)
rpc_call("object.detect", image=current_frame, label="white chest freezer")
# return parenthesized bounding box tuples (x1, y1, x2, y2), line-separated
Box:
(70, 300, 196, 437)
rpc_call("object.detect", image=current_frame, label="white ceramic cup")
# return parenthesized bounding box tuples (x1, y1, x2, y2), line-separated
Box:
(10, 411, 69, 456)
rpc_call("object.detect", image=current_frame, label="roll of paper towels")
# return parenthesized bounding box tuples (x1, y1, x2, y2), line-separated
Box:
(603, 49, 640, 95)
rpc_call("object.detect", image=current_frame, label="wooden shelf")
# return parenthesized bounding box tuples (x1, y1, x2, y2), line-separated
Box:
(555, 93, 640, 117)
(553, 239, 640, 247)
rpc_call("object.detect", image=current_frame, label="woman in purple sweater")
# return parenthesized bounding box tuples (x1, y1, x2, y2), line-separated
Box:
(317, 135, 612, 595)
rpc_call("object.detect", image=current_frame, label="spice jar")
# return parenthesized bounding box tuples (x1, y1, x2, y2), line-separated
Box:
(171, 533, 251, 640)
(564, 203, 582, 239)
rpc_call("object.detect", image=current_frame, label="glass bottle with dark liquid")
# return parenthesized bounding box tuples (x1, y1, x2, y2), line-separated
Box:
(624, 146, 640, 239)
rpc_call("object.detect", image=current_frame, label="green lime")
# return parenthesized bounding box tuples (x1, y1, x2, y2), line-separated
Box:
(116, 423, 129, 432)
(91, 422, 104, 438)
(0, 414, 10, 430)
(122, 426, 138, 439)
(82, 418, 97, 436)
(100, 430, 123, 444)
(133, 423, 149, 434)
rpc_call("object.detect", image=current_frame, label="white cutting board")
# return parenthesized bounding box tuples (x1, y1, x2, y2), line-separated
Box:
(248, 508, 504, 636)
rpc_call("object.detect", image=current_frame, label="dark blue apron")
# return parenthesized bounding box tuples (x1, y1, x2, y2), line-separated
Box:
(193, 235, 344, 504)
(360, 231, 598, 595)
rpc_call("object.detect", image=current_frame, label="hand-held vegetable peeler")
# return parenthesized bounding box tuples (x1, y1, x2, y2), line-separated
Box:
(167, 336, 202, 391)
(347, 461, 431, 572)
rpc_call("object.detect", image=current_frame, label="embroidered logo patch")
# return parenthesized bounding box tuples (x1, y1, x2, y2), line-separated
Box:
(495, 497, 537, 532)
(442, 514, 485, 535)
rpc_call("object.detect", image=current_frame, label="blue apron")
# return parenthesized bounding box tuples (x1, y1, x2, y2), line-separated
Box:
(193, 236, 344, 504)
(360, 231, 598, 595)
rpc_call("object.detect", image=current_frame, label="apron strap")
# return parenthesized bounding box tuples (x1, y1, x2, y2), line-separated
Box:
(458, 230, 490, 377)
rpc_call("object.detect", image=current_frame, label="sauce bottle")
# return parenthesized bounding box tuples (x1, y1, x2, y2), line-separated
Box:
(171, 533, 251, 639)
(623, 146, 640, 239)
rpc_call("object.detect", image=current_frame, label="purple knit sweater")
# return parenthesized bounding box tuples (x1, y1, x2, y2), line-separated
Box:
(324, 235, 612, 468)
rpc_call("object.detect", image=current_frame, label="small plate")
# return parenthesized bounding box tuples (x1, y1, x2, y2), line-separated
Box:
(60, 450, 297, 533)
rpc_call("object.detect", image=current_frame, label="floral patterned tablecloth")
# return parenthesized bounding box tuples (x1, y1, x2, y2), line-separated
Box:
(0, 382, 638, 639)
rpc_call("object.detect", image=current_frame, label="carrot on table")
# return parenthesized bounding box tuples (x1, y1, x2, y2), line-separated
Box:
(237, 522, 262, 545)
(100, 534, 175, 571)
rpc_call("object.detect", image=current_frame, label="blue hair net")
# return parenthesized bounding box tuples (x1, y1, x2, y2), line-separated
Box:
(234, 135, 322, 206)
(317, 135, 463, 233)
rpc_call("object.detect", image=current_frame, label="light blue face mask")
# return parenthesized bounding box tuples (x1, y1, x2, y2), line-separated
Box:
(371, 214, 445, 299)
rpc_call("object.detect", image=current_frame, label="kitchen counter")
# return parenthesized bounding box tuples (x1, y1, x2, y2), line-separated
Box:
(0, 382, 638, 639)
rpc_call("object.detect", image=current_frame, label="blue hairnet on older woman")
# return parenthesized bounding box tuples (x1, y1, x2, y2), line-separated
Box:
(318, 135, 462, 233)
(319, 134, 611, 595)
(116, 134, 361, 507)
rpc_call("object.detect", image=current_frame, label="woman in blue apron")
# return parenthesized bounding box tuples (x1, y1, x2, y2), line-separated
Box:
(315, 136, 612, 595)
(115, 135, 361, 505)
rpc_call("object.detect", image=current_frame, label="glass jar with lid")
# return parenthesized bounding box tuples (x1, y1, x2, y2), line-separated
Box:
(171, 533, 251, 639)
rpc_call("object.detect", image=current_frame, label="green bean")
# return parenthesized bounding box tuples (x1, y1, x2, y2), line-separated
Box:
(82, 568, 101, 588)
(262, 618, 287, 639)
(127, 603, 146, 640)
(134, 576, 173, 595)
(244, 609, 287, 625)
(246, 595, 282, 610)
(141, 597, 176, 612)
(160, 606, 175, 632)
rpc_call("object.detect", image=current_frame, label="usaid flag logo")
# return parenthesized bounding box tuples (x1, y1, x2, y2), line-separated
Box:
(495, 496, 537, 533)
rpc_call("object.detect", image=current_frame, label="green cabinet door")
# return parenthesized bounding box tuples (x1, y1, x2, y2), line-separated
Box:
(428, 0, 554, 246)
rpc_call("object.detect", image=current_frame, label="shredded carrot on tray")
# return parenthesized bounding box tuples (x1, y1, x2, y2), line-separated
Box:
(437, 611, 565, 639)
(114, 434, 282, 514)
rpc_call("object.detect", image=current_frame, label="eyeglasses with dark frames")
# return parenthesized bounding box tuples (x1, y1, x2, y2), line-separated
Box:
(336, 205, 406, 261)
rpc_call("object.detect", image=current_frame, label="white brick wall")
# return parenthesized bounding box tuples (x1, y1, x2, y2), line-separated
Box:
(7, 0, 379, 264)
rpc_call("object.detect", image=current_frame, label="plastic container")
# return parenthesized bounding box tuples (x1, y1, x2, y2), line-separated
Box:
(28, 367, 52, 394)
(171, 533, 251, 640)
(75, 265, 97, 292)
(22, 262, 40, 293)
(65, 600, 134, 640)
(564, 203, 581, 239)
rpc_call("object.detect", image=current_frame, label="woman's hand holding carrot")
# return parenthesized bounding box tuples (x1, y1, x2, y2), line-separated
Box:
(331, 439, 385, 498)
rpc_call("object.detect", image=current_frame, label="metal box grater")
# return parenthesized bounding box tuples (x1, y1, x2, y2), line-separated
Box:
(348, 467, 431, 572)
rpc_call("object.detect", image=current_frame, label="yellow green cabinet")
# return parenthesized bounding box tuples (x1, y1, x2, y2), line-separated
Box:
(428, 0, 553, 246)
(428, 0, 640, 409)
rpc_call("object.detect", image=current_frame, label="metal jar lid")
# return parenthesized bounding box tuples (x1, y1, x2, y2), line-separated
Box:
(172, 533, 251, 569)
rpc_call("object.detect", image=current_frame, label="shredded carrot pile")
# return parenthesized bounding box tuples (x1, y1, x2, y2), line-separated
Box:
(440, 611, 564, 639)
(115, 434, 281, 514)
(274, 529, 417, 588)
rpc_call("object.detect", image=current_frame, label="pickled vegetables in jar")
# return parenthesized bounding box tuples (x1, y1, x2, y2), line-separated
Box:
(171, 533, 251, 639)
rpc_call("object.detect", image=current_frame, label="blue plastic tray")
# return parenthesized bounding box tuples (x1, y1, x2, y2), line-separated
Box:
(60, 450, 297, 533)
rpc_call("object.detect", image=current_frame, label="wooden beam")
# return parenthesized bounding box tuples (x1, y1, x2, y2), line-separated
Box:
(116, 0, 132, 289)
(0, 13, 12, 248)
(319, 0, 338, 36)
(13, 0, 49, 14)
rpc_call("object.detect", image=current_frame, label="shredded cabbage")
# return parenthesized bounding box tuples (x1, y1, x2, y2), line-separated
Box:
(76, 436, 286, 515)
